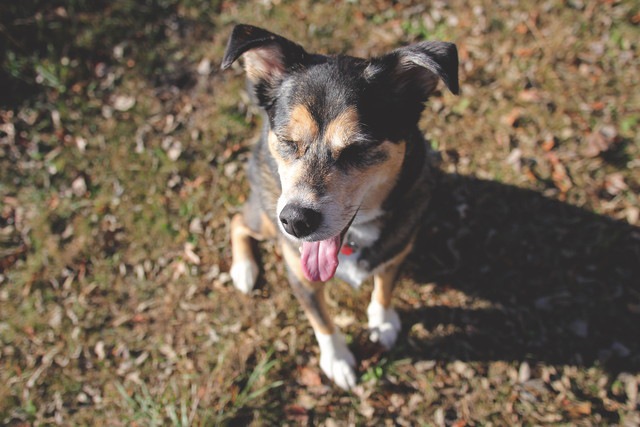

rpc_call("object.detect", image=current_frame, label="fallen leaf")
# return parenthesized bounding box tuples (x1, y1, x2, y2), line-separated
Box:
(132, 313, 146, 323)
(518, 89, 543, 102)
(515, 22, 528, 34)
(75, 136, 87, 152)
(506, 148, 522, 171)
(298, 366, 323, 387)
(172, 260, 187, 280)
(583, 126, 617, 157)
(611, 341, 630, 357)
(113, 95, 136, 112)
(72, 176, 87, 197)
(333, 312, 356, 328)
(222, 142, 243, 160)
(501, 108, 523, 127)
(603, 173, 627, 196)
(546, 152, 572, 194)
(95, 341, 106, 360)
(285, 404, 308, 417)
(563, 400, 591, 418)
(184, 243, 201, 265)
(451, 361, 475, 378)
(518, 361, 531, 383)
(189, 217, 203, 234)
(515, 47, 535, 57)
(569, 319, 588, 338)
(167, 140, 183, 161)
(626, 207, 639, 224)
(415, 360, 437, 372)
(359, 400, 375, 419)
(197, 58, 211, 75)
(541, 135, 555, 152)
(390, 394, 405, 409)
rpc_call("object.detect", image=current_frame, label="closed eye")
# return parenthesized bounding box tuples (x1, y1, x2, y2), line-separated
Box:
(338, 142, 387, 169)
(339, 144, 368, 165)
(281, 138, 296, 148)
(279, 138, 299, 155)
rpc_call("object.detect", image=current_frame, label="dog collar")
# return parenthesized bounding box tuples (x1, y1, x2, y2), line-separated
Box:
(340, 241, 358, 256)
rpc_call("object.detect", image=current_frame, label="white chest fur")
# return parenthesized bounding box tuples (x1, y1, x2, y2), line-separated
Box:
(335, 252, 369, 287)
(335, 211, 382, 288)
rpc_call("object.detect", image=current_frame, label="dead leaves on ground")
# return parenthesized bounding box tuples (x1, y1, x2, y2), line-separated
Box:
(1, 0, 639, 425)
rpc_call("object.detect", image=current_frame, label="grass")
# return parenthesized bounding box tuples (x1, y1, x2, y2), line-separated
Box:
(1, 0, 639, 425)
(114, 349, 283, 425)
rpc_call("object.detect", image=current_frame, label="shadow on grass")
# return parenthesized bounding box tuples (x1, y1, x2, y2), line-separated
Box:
(403, 172, 640, 374)
(0, 1, 215, 110)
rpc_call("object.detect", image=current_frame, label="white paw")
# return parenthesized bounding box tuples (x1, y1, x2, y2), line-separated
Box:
(230, 259, 259, 294)
(367, 300, 401, 349)
(315, 331, 357, 390)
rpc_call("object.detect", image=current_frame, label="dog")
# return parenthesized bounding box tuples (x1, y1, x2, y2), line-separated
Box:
(221, 24, 459, 390)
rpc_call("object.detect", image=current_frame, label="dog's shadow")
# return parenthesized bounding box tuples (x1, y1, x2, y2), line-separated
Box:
(401, 172, 640, 374)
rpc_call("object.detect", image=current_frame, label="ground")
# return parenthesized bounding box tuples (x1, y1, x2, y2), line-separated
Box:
(1, 0, 639, 425)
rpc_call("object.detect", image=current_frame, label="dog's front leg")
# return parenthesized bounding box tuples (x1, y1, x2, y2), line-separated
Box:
(230, 208, 276, 293)
(230, 213, 260, 294)
(281, 242, 357, 390)
(368, 241, 413, 349)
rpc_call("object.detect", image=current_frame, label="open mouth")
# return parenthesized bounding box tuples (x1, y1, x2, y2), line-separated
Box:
(300, 211, 357, 282)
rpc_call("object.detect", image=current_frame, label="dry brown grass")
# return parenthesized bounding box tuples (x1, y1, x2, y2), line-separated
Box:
(1, 0, 639, 424)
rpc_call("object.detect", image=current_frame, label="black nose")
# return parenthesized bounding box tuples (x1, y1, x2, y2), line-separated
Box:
(279, 204, 322, 238)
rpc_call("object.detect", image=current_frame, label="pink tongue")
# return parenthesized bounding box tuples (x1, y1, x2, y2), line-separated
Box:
(301, 235, 341, 282)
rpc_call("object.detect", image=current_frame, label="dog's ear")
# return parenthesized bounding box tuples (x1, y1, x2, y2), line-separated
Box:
(367, 41, 459, 99)
(363, 41, 459, 133)
(221, 24, 309, 108)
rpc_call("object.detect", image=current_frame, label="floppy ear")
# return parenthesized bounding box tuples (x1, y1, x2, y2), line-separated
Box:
(372, 41, 459, 96)
(221, 24, 310, 108)
(363, 41, 459, 133)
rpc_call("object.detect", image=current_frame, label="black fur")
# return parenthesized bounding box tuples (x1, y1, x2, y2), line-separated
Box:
(223, 23, 459, 271)
(222, 24, 458, 140)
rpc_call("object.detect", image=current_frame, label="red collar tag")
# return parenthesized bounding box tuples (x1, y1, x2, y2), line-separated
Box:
(340, 244, 354, 256)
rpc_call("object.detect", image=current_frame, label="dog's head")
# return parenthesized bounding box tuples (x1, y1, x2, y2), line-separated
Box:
(222, 24, 458, 281)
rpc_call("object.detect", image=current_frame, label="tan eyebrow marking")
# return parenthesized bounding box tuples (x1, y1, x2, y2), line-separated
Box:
(267, 130, 309, 196)
(325, 107, 360, 154)
(288, 104, 319, 142)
